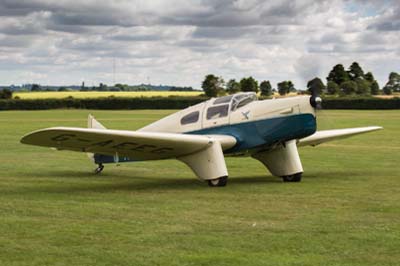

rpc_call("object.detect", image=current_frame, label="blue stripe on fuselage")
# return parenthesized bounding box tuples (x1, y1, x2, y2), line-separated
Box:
(187, 113, 316, 153)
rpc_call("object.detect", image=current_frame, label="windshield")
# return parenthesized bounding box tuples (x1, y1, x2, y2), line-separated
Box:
(231, 92, 257, 111)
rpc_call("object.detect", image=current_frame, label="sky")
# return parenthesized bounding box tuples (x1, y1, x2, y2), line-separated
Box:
(0, 0, 399, 89)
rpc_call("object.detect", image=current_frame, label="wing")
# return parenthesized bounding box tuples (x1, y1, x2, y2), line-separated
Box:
(20, 127, 236, 160)
(298, 126, 382, 147)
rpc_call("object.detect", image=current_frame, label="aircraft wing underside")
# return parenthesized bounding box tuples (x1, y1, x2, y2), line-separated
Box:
(20, 127, 237, 161)
(298, 126, 382, 147)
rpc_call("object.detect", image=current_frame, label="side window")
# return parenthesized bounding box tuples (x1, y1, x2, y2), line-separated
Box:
(181, 111, 200, 125)
(207, 105, 229, 120)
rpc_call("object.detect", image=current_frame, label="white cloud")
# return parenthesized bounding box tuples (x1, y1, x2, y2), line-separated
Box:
(0, 0, 398, 89)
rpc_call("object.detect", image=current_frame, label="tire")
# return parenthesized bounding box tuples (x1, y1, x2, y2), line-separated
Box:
(208, 176, 228, 187)
(94, 164, 104, 174)
(282, 172, 302, 182)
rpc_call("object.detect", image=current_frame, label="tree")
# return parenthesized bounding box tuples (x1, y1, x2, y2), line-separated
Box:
(31, 84, 42, 91)
(382, 72, 400, 95)
(226, 79, 241, 94)
(202, 74, 224, 97)
(277, 81, 293, 96)
(355, 78, 370, 95)
(307, 77, 325, 95)
(327, 81, 340, 95)
(260, 80, 272, 96)
(340, 80, 357, 95)
(240, 77, 258, 93)
(0, 89, 12, 99)
(58, 87, 68, 91)
(115, 83, 128, 91)
(389, 72, 400, 92)
(327, 64, 349, 85)
(365, 72, 375, 83)
(348, 62, 365, 80)
(383, 85, 392, 95)
(371, 80, 380, 95)
(98, 83, 108, 91)
(288, 81, 296, 92)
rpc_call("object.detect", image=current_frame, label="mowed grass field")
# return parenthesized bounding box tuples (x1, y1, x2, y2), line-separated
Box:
(14, 91, 203, 99)
(0, 109, 399, 266)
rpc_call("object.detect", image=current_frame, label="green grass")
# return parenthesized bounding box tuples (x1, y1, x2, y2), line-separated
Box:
(14, 91, 203, 99)
(0, 110, 399, 266)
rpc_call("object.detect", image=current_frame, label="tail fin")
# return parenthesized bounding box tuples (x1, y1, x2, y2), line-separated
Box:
(87, 114, 106, 162)
(88, 114, 106, 130)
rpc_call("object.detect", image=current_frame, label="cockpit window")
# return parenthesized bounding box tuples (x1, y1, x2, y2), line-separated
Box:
(207, 105, 229, 120)
(181, 111, 200, 125)
(231, 93, 257, 111)
(213, 95, 233, 105)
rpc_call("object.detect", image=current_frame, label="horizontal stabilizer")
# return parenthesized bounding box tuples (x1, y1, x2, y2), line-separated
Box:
(298, 126, 382, 147)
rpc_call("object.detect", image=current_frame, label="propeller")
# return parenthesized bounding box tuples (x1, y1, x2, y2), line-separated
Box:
(309, 87, 333, 131)
(309, 88, 322, 110)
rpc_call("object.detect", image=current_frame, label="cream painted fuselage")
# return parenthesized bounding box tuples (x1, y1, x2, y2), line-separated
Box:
(139, 93, 317, 156)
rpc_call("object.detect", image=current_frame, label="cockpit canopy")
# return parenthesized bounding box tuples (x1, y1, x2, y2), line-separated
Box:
(203, 92, 257, 121)
(178, 92, 258, 127)
(212, 92, 257, 111)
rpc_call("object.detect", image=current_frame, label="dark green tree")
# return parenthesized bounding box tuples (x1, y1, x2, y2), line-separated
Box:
(0, 89, 13, 99)
(340, 80, 357, 95)
(277, 81, 292, 96)
(327, 64, 349, 85)
(31, 84, 42, 91)
(307, 77, 325, 95)
(382, 72, 400, 95)
(327, 81, 340, 95)
(388, 72, 400, 92)
(348, 62, 365, 80)
(259, 80, 272, 96)
(202, 74, 224, 97)
(355, 78, 371, 95)
(288, 81, 296, 92)
(383, 85, 392, 95)
(240, 77, 258, 93)
(371, 80, 380, 95)
(226, 79, 241, 94)
(365, 72, 375, 83)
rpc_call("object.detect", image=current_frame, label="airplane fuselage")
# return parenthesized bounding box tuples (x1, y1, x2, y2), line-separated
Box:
(94, 94, 317, 164)
(140, 93, 317, 154)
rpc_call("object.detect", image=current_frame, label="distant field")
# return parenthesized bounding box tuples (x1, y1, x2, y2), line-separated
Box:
(0, 110, 399, 266)
(14, 91, 203, 99)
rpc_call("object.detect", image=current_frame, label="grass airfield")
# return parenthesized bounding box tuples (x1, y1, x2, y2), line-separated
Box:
(0, 109, 399, 266)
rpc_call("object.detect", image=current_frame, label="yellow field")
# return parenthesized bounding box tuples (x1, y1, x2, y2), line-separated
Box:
(14, 91, 203, 99)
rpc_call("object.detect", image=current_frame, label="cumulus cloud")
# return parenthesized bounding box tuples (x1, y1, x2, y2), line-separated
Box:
(0, 0, 398, 88)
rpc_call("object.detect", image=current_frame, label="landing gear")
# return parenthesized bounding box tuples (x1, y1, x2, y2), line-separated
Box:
(207, 176, 228, 187)
(282, 172, 302, 182)
(94, 163, 104, 174)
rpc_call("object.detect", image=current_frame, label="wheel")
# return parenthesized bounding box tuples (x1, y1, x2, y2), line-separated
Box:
(94, 164, 104, 174)
(282, 172, 302, 182)
(207, 176, 228, 187)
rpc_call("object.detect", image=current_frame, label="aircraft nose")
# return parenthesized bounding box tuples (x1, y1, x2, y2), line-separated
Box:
(310, 96, 322, 109)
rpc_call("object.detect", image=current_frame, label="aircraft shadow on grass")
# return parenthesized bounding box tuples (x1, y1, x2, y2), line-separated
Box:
(17, 169, 365, 195)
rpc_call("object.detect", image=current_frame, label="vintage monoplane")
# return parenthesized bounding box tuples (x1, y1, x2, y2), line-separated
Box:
(21, 92, 381, 186)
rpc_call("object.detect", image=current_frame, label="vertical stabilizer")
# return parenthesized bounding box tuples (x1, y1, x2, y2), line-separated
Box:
(87, 114, 106, 162)
(88, 114, 106, 129)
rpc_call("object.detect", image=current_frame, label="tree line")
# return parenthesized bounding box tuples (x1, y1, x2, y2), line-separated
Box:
(201, 62, 400, 97)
